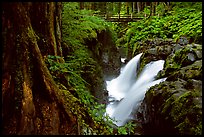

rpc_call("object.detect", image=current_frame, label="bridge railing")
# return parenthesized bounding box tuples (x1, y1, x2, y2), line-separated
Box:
(93, 13, 145, 20)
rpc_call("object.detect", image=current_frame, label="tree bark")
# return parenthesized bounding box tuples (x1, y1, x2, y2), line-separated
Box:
(80, 2, 84, 9)
(2, 2, 86, 135)
(132, 2, 135, 14)
(141, 2, 144, 11)
(92, 2, 98, 11)
(137, 2, 140, 13)
(118, 2, 121, 15)
(126, 2, 130, 15)
(150, 2, 157, 16)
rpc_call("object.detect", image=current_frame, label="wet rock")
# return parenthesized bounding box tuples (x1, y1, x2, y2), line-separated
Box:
(137, 77, 202, 135)
(166, 60, 202, 81)
(176, 36, 189, 46)
(158, 44, 202, 79)
(134, 40, 202, 135)
(187, 53, 196, 61)
(134, 38, 176, 75)
(129, 36, 203, 135)
(172, 44, 183, 52)
(97, 30, 121, 76)
(85, 29, 121, 103)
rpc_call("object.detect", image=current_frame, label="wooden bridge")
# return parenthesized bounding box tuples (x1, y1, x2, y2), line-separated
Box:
(93, 14, 145, 22)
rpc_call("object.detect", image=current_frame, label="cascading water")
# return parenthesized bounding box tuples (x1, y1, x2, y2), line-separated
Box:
(106, 53, 143, 101)
(105, 53, 166, 127)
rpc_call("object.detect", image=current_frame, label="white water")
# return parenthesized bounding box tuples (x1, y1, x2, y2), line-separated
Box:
(105, 53, 166, 126)
(121, 58, 126, 63)
(106, 53, 142, 101)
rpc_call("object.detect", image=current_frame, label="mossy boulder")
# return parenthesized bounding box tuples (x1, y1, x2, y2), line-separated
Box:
(134, 38, 176, 75)
(158, 44, 202, 79)
(135, 42, 202, 135)
(137, 77, 202, 135)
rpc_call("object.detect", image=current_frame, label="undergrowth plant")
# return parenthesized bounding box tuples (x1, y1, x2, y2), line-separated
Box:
(117, 2, 202, 51)
(44, 2, 136, 135)
(45, 54, 136, 135)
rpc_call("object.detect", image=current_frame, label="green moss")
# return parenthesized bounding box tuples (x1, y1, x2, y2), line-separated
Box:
(161, 94, 176, 115)
(145, 76, 202, 135)
(165, 89, 202, 135)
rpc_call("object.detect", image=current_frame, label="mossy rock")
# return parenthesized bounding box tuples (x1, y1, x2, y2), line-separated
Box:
(158, 44, 202, 79)
(166, 60, 202, 81)
(133, 38, 176, 57)
(133, 38, 177, 76)
(138, 77, 202, 135)
(135, 41, 202, 135)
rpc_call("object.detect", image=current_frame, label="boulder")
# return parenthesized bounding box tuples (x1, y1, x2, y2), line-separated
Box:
(134, 38, 176, 75)
(134, 41, 202, 135)
(137, 76, 202, 135)
(158, 44, 202, 79)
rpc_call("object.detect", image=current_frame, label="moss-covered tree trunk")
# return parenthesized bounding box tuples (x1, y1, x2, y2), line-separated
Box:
(2, 2, 80, 135)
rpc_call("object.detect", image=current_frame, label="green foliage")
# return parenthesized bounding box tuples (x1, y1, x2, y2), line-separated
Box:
(47, 2, 134, 135)
(118, 2, 202, 50)
(45, 55, 113, 134)
(170, 90, 202, 135)
(45, 54, 94, 104)
(62, 2, 117, 50)
(117, 121, 136, 135)
(45, 2, 138, 135)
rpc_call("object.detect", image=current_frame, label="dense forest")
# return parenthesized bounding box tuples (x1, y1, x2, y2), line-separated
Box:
(2, 2, 202, 135)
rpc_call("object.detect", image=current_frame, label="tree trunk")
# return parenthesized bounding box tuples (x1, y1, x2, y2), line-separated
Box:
(80, 2, 84, 9)
(104, 2, 107, 14)
(126, 2, 130, 15)
(137, 2, 140, 13)
(2, 2, 89, 135)
(91, 2, 96, 10)
(140, 2, 144, 11)
(109, 2, 114, 16)
(144, 2, 147, 17)
(132, 2, 135, 14)
(150, 2, 152, 16)
(150, 2, 157, 16)
(118, 2, 121, 15)
(155, 2, 158, 12)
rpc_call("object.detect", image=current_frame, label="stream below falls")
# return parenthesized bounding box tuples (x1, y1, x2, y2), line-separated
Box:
(104, 53, 166, 127)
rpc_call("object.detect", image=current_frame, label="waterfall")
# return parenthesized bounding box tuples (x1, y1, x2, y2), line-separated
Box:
(106, 53, 142, 101)
(105, 53, 166, 127)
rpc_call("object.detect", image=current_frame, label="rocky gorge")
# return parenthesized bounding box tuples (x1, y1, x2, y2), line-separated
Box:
(85, 30, 202, 135)
(131, 37, 202, 135)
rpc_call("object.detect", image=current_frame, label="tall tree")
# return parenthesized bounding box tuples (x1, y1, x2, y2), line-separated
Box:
(137, 2, 141, 13)
(132, 2, 135, 14)
(98, 2, 107, 14)
(2, 2, 91, 135)
(91, 2, 97, 10)
(107, 2, 114, 16)
(126, 2, 130, 15)
(79, 2, 84, 9)
(118, 2, 121, 16)
(144, 2, 147, 17)
(150, 2, 157, 16)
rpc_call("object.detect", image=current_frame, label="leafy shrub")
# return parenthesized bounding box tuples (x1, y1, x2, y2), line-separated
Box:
(118, 2, 202, 51)
(47, 2, 135, 135)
